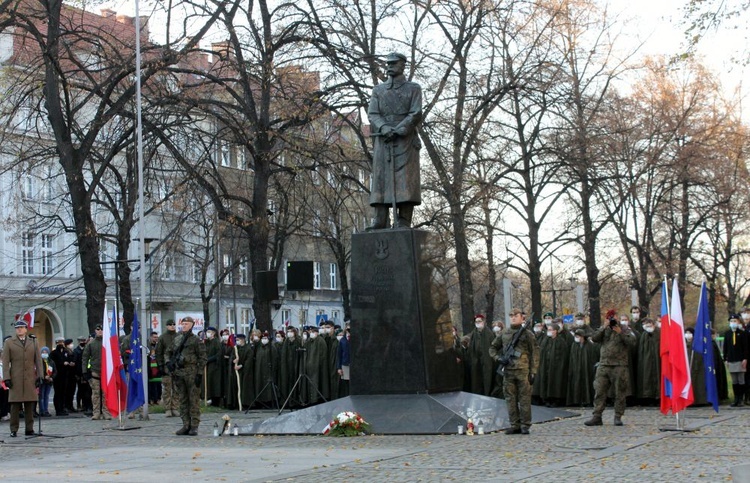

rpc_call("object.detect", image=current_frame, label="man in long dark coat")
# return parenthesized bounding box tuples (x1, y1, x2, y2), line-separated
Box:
(635, 318, 660, 405)
(2, 320, 42, 437)
(468, 315, 495, 396)
(540, 324, 569, 407)
(279, 328, 301, 405)
(204, 327, 223, 406)
(685, 328, 707, 405)
(567, 329, 595, 406)
(303, 326, 329, 405)
(253, 332, 278, 407)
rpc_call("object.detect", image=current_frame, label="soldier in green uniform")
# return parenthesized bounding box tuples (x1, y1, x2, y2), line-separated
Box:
(490, 308, 539, 435)
(166, 317, 207, 436)
(585, 311, 637, 426)
(82, 325, 111, 420)
(156, 320, 179, 417)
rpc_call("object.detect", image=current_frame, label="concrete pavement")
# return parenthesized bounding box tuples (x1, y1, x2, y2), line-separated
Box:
(0, 406, 747, 482)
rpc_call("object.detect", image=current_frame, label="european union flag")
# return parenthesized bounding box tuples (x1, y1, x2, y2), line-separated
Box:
(126, 311, 146, 413)
(692, 281, 719, 413)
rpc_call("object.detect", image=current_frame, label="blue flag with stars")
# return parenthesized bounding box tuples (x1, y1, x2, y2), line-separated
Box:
(126, 310, 146, 413)
(692, 280, 719, 413)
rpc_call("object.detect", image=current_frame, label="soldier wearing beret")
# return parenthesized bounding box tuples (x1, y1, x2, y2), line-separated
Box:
(166, 317, 207, 435)
(2, 320, 43, 437)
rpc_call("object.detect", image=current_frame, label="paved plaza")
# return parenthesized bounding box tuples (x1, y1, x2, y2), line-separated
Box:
(0, 406, 748, 482)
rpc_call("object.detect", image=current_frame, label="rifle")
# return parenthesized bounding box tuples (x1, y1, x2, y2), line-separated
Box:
(496, 313, 534, 375)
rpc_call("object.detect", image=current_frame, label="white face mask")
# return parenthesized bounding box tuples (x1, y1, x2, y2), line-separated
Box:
(275, 336, 283, 343)
(631, 312, 640, 321)
(685, 333, 693, 341)
(310, 332, 318, 339)
(252, 336, 260, 342)
(574, 336, 581, 344)
(656, 321, 662, 329)
(730, 322, 738, 330)
(320, 327, 328, 335)
(221, 335, 229, 342)
(207, 331, 215, 339)
(261, 338, 269, 345)
(475, 323, 484, 330)
(286, 332, 295, 339)
(67, 344, 74, 350)
(644, 326, 655, 333)
(237, 339, 245, 346)
(533, 327, 542, 334)
(575, 319, 584, 326)
(544, 319, 553, 326)
(336, 335, 343, 341)
(546, 331, 554, 337)
(743, 313, 750, 321)
(303, 333, 309, 340)
(620, 320, 629, 327)
(492, 326, 502, 334)
(42, 353, 49, 359)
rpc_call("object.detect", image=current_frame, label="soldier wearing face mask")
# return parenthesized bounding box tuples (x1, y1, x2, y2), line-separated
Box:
(684, 327, 708, 406)
(635, 318, 660, 406)
(203, 327, 223, 407)
(723, 314, 749, 407)
(253, 331, 278, 407)
(567, 329, 598, 407)
(303, 326, 329, 405)
(630, 306, 644, 333)
(324, 322, 340, 401)
(538, 323, 569, 407)
(468, 315, 495, 397)
(531, 321, 547, 405)
(279, 327, 301, 405)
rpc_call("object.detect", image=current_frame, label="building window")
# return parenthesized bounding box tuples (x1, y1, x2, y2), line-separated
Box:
(282, 259, 288, 286)
(331, 310, 340, 324)
(239, 259, 248, 285)
(329, 263, 337, 290)
(220, 141, 231, 167)
(300, 308, 308, 326)
(22, 232, 34, 275)
(41, 234, 53, 275)
(192, 262, 202, 283)
(21, 174, 33, 200)
(313, 262, 321, 290)
(42, 166, 54, 201)
(237, 146, 247, 170)
(240, 308, 252, 334)
(223, 253, 232, 284)
(161, 256, 173, 280)
(281, 309, 291, 327)
(312, 209, 321, 237)
(225, 307, 235, 327)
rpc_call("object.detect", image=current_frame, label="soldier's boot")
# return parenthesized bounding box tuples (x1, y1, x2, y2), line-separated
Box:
(584, 414, 603, 426)
(165, 409, 175, 418)
(395, 205, 413, 228)
(365, 207, 389, 231)
(614, 415, 623, 426)
(188, 424, 199, 436)
(175, 425, 190, 436)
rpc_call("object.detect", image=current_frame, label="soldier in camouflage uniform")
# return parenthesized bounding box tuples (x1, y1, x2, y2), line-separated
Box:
(585, 313, 637, 426)
(81, 325, 111, 420)
(490, 308, 539, 435)
(156, 320, 179, 417)
(166, 317, 206, 436)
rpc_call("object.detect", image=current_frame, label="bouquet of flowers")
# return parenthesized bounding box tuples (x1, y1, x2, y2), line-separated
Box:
(322, 411, 372, 437)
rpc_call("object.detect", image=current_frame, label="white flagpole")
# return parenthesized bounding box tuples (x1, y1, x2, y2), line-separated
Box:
(134, 0, 149, 421)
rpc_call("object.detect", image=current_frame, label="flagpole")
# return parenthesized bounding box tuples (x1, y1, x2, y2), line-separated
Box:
(134, 0, 149, 421)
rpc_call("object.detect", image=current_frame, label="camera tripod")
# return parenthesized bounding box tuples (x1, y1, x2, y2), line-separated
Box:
(278, 346, 327, 415)
(246, 354, 281, 411)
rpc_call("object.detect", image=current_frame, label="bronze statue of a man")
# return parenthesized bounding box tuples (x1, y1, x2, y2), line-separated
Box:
(367, 52, 423, 230)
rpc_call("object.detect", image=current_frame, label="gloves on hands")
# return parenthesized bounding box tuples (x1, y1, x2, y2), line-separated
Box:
(3, 379, 10, 389)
